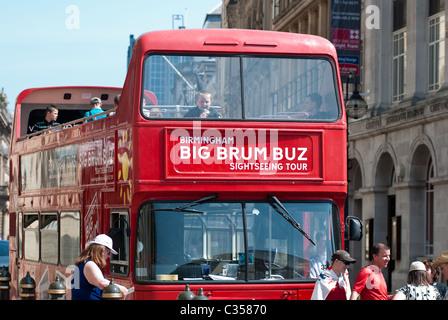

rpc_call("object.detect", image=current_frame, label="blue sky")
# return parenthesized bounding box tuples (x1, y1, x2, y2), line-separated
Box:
(0, 0, 220, 112)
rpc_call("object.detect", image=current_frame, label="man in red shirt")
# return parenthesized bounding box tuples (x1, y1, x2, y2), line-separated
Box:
(311, 250, 356, 300)
(350, 243, 391, 300)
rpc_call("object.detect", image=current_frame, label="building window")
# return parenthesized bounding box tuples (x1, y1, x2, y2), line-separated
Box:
(425, 158, 434, 256)
(393, 0, 407, 31)
(393, 29, 406, 102)
(273, 0, 280, 18)
(392, 0, 407, 102)
(428, 12, 445, 91)
(429, 0, 445, 16)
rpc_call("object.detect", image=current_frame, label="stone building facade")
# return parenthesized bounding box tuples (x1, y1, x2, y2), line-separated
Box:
(221, 0, 448, 291)
(352, 0, 448, 290)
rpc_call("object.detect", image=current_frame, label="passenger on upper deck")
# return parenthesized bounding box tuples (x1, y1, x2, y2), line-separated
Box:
(31, 105, 60, 133)
(84, 97, 106, 122)
(114, 94, 120, 108)
(184, 92, 221, 118)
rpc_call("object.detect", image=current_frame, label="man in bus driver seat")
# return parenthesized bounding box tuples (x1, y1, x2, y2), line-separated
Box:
(31, 105, 60, 133)
(184, 91, 221, 118)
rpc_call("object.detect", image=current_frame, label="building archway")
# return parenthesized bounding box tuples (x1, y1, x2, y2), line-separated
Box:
(373, 151, 396, 290)
(373, 152, 396, 243)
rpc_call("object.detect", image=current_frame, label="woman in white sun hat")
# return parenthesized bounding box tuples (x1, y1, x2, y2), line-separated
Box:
(71, 234, 128, 300)
(393, 261, 442, 300)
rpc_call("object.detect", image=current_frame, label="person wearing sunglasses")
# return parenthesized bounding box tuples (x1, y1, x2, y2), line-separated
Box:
(311, 250, 356, 300)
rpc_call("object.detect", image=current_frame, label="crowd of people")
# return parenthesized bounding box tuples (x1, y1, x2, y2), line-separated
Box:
(311, 243, 448, 300)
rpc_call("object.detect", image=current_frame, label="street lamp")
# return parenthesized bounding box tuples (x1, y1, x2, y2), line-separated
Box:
(345, 72, 368, 120)
(344, 72, 367, 250)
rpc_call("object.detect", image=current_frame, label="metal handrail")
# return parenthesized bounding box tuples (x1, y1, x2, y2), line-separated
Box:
(17, 108, 117, 142)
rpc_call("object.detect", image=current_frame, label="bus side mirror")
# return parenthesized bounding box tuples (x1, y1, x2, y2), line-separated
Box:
(346, 216, 363, 241)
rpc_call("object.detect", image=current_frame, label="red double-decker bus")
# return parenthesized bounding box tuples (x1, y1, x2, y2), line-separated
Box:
(8, 29, 361, 300)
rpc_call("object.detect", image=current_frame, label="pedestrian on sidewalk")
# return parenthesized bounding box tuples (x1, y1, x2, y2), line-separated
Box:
(393, 261, 442, 300)
(422, 259, 447, 298)
(71, 234, 128, 300)
(433, 250, 448, 300)
(350, 243, 391, 300)
(311, 250, 356, 300)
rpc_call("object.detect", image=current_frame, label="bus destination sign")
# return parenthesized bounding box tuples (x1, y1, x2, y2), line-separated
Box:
(166, 122, 322, 180)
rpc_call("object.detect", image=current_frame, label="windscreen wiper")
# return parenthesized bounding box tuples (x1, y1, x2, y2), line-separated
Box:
(151, 194, 219, 214)
(151, 207, 205, 214)
(175, 194, 219, 210)
(267, 194, 316, 246)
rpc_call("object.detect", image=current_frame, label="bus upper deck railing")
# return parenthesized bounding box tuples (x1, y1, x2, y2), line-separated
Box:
(17, 108, 117, 142)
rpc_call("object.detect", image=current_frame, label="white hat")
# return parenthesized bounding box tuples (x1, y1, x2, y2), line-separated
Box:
(88, 234, 118, 255)
(409, 261, 426, 272)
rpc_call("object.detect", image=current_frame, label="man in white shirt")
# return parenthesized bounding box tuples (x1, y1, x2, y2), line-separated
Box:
(311, 250, 356, 300)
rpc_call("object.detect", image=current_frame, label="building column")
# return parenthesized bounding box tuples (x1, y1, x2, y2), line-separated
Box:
(318, 0, 328, 39)
(362, 0, 393, 113)
(406, 0, 428, 102)
(308, 8, 317, 35)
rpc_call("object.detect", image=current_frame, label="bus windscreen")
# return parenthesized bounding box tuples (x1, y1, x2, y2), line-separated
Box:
(135, 200, 340, 282)
(141, 55, 340, 121)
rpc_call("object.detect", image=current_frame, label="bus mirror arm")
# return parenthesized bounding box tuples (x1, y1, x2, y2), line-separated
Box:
(267, 194, 316, 246)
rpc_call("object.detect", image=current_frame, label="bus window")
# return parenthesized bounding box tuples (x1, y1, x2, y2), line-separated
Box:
(141, 55, 340, 121)
(18, 212, 23, 259)
(109, 211, 130, 276)
(135, 200, 340, 282)
(40, 212, 58, 265)
(24, 213, 39, 262)
(242, 58, 340, 120)
(60, 211, 80, 266)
